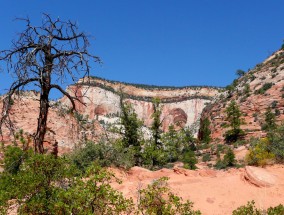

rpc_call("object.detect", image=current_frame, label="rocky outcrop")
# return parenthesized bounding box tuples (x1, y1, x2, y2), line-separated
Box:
(244, 166, 277, 187)
(200, 49, 284, 142)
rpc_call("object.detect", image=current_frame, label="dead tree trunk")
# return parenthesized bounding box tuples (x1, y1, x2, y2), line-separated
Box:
(34, 89, 50, 153)
(0, 14, 101, 153)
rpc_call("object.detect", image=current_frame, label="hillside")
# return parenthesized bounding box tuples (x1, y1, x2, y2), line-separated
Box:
(200, 49, 284, 143)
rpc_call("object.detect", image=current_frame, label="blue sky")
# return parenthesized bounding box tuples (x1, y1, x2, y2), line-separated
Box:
(1, 0, 284, 97)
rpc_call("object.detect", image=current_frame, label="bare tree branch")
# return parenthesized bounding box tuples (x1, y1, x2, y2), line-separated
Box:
(0, 13, 101, 153)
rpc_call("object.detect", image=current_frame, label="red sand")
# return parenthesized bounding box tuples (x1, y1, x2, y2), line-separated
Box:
(111, 165, 284, 215)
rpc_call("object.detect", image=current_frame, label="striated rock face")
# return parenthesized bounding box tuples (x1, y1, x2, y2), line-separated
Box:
(200, 49, 284, 142)
(0, 79, 220, 151)
(62, 78, 221, 135)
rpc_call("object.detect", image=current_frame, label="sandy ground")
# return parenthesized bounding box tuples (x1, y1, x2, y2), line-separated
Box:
(111, 165, 284, 215)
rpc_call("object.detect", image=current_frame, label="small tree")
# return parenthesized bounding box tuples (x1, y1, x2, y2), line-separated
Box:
(119, 95, 143, 166)
(138, 177, 201, 215)
(149, 98, 164, 167)
(151, 98, 163, 149)
(224, 100, 244, 143)
(0, 14, 100, 153)
(262, 107, 276, 131)
(198, 117, 211, 144)
(236, 69, 246, 78)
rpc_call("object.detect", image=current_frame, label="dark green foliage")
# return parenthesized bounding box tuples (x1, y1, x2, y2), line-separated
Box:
(243, 84, 250, 96)
(3, 145, 27, 174)
(182, 150, 198, 170)
(150, 98, 164, 167)
(138, 177, 201, 215)
(275, 108, 280, 116)
(232, 201, 262, 215)
(214, 147, 236, 169)
(267, 204, 284, 214)
(162, 126, 195, 163)
(261, 107, 276, 131)
(233, 200, 284, 215)
(202, 153, 211, 162)
(271, 101, 278, 109)
(198, 117, 211, 144)
(224, 101, 245, 143)
(70, 140, 136, 171)
(142, 124, 197, 170)
(214, 159, 228, 170)
(223, 148, 236, 167)
(236, 69, 246, 78)
(255, 82, 273, 94)
(0, 148, 133, 214)
(70, 141, 112, 172)
(267, 124, 284, 162)
(119, 96, 143, 165)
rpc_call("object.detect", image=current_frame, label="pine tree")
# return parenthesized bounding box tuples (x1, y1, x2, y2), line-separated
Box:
(198, 117, 211, 144)
(119, 96, 143, 165)
(224, 100, 244, 142)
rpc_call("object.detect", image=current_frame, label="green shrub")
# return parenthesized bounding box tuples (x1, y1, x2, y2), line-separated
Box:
(138, 177, 201, 215)
(182, 150, 198, 170)
(246, 138, 275, 166)
(232, 201, 263, 215)
(3, 146, 30, 174)
(267, 204, 284, 214)
(202, 153, 211, 162)
(70, 140, 137, 171)
(0, 152, 134, 214)
(255, 83, 273, 94)
(223, 148, 236, 167)
(261, 107, 276, 131)
(233, 200, 284, 215)
(214, 148, 236, 170)
(199, 117, 211, 144)
(267, 124, 284, 162)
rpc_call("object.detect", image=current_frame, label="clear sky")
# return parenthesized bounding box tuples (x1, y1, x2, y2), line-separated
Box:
(1, 0, 284, 97)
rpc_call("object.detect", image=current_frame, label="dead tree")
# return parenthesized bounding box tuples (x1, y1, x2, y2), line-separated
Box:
(0, 14, 100, 153)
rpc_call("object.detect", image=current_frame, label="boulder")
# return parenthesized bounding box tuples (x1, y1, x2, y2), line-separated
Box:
(244, 166, 277, 187)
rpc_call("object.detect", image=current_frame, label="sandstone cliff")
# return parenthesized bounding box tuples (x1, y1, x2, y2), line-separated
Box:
(63, 77, 221, 132)
(0, 78, 220, 152)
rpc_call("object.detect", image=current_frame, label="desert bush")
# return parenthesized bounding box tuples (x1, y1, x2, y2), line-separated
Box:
(0, 149, 134, 214)
(255, 82, 273, 94)
(214, 147, 236, 170)
(182, 150, 197, 170)
(246, 138, 275, 166)
(267, 124, 284, 162)
(233, 200, 284, 215)
(70, 140, 137, 171)
(3, 145, 32, 174)
(202, 153, 211, 162)
(261, 107, 276, 131)
(137, 177, 201, 215)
